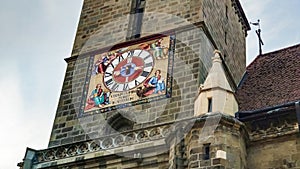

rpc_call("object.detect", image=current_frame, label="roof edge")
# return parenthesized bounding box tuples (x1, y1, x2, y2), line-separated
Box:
(236, 100, 300, 121)
(260, 43, 300, 57)
(232, 0, 251, 31)
(246, 43, 300, 70)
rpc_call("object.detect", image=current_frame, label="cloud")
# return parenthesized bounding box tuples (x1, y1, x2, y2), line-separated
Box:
(0, 61, 55, 169)
(0, 63, 25, 168)
(0, 1, 83, 168)
(240, 0, 272, 20)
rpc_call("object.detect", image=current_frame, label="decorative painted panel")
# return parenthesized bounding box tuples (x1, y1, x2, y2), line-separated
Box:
(79, 34, 175, 116)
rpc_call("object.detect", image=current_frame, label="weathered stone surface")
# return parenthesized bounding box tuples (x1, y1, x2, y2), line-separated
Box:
(20, 1, 264, 169)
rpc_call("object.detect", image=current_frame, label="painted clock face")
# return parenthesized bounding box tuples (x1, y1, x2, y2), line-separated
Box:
(81, 35, 175, 114)
(103, 49, 154, 92)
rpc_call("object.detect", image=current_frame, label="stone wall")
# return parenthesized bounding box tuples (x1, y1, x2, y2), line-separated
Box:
(71, 0, 247, 84)
(48, 28, 215, 148)
(246, 112, 300, 169)
(49, 0, 247, 152)
(186, 115, 247, 169)
(247, 135, 300, 169)
(203, 0, 247, 85)
(71, 0, 131, 55)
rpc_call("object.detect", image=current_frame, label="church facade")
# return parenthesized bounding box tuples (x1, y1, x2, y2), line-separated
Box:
(19, 0, 300, 169)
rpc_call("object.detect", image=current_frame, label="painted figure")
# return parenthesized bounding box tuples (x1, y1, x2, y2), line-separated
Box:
(139, 39, 168, 59)
(85, 84, 110, 110)
(90, 84, 105, 107)
(147, 70, 165, 94)
(151, 38, 165, 59)
(93, 52, 118, 75)
(137, 70, 165, 97)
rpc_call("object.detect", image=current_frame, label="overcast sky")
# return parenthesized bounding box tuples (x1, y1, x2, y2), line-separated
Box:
(0, 1, 299, 168)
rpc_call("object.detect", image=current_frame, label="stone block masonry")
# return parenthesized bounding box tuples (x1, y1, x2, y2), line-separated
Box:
(49, 0, 248, 150)
(44, 0, 249, 168)
(71, 0, 248, 85)
(49, 27, 215, 147)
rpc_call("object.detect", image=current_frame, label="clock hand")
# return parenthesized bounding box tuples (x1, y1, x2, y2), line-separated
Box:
(114, 71, 121, 76)
(127, 57, 132, 63)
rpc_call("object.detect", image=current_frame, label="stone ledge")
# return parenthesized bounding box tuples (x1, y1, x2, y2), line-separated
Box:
(34, 139, 167, 169)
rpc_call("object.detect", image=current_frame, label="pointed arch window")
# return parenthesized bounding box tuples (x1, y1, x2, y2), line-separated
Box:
(126, 0, 146, 40)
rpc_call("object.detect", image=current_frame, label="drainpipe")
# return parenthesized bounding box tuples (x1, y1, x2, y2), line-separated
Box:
(235, 101, 299, 121)
(22, 148, 36, 169)
(295, 101, 300, 131)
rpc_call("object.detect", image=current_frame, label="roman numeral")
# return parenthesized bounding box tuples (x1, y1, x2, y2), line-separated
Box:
(105, 78, 113, 86)
(137, 50, 143, 56)
(111, 83, 119, 91)
(144, 55, 151, 60)
(105, 72, 112, 77)
(118, 55, 124, 62)
(123, 83, 129, 90)
(127, 50, 134, 57)
(144, 62, 153, 68)
(141, 70, 150, 77)
(110, 63, 115, 69)
(135, 80, 140, 86)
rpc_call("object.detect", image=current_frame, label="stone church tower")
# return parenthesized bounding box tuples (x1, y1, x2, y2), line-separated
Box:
(19, 0, 252, 168)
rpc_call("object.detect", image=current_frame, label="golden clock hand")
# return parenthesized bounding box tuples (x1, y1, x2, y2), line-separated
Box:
(114, 71, 121, 76)
(127, 57, 132, 63)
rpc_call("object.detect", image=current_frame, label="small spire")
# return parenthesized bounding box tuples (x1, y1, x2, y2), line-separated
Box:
(194, 51, 238, 117)
(212, 50, 222, 63)
(202, 50, 231, 92)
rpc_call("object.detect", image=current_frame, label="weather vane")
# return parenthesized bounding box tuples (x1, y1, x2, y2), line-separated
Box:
(250, 19, 264, 55)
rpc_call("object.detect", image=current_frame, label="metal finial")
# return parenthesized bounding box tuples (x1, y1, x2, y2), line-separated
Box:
(250, 19, 264, 55)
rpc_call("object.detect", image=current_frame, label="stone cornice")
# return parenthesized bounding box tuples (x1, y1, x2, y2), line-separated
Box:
(231, 0, 251, 33)
(249, 120, 299, 142)
(31, 118, 197, 167)
(29, 113, 248, 168)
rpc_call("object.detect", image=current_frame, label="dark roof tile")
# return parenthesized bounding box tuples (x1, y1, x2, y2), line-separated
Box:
(236, 44, 300, 111)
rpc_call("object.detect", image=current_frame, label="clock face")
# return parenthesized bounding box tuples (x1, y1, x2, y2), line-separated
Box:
(104, 49, 154, 92)
(81, 35, 175, 114)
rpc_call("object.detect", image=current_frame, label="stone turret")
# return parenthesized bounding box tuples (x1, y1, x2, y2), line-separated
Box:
(194, 50, 238, 116)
